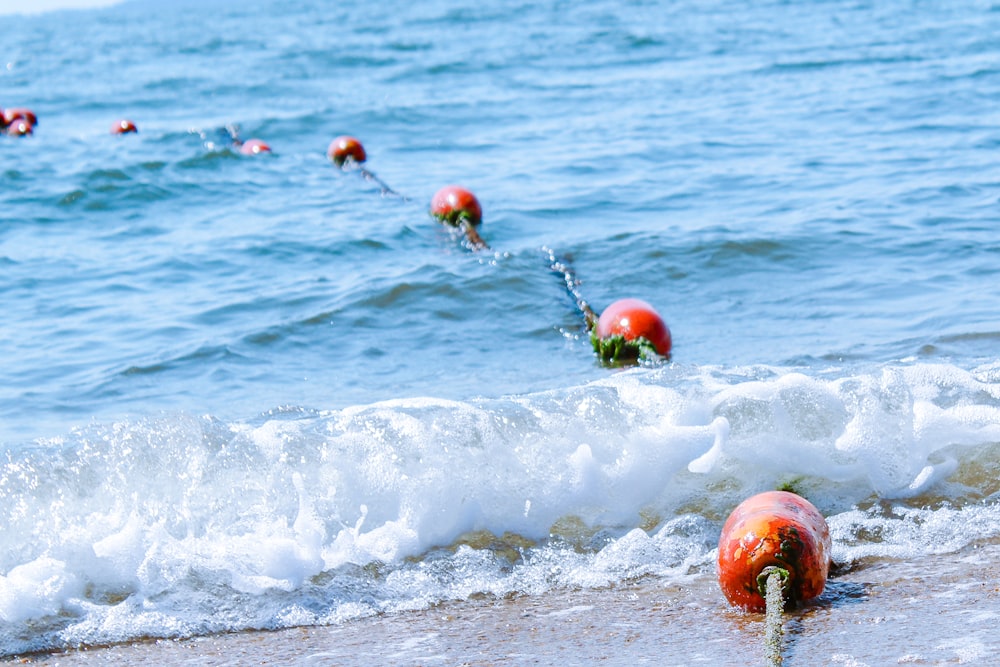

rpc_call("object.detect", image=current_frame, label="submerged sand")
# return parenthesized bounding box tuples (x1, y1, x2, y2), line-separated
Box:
(9, 543, 1000, 666)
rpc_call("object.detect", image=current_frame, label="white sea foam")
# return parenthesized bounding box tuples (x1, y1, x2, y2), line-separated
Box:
(2, 361, 1000, 655)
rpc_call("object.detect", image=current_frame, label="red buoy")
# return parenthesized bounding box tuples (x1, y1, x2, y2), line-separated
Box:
(717, 491, 831, 612)
(239, 139, 271, 155)
(327, 135, 366, 166)
(111, 119, 137, 134)
(430, 185, 483, 226)
(3, 107, 37, 127)
(5, 119, 33, 136)
(594, 298, 672, 358)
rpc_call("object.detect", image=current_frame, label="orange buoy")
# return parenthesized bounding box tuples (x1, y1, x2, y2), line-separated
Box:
(593, 298, 672, 359)
(111, 119, 137, 134)
(327, 135, 366, 166)
(3, 107, 37, 127)
(430, 185, 483, 227)
(717, 490, 831, 612)
(5, 119, 33, 136)
(239, 138, 271, 155)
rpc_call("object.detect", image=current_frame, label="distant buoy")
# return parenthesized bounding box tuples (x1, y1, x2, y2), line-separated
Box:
(3, 107, 37, 127)
(430, 185, 483, 227)
(239, 139, 271, 155)
(5, 119, 33, 136)
(593, 298, 672, 360)
(717, 490, 831, 612)
(327, 135, 366, 166)
(111, 119, 137, 134)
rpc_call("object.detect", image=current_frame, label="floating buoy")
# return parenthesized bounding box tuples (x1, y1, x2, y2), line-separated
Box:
(430, 185, 482, 227)
(239, 139, 271, 155)
(592, 298, 672, 361)
(111, 119, 137, 134)
(430, 185, 488, 250)
(6, 119, 33, 136)
(3, 107, 37, 127)
(327, 135, 366, 166)
(717, 490, 831, 612)
(326, 135, 405, 198)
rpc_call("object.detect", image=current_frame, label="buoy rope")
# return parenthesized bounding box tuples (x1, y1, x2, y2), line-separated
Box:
(544, 246, 599, 331)
(762, 566, 787, 667)
(222, 123, 244, 148)
(330, 147, 483, 244)
(458, 219, 490, 251)
(326, 139, 666, 364)
(355, 164, 408, 200)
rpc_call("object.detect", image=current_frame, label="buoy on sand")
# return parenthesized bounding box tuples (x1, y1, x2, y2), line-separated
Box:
(592, 297, 672, 361)
(327, 135, 366, 166)
(717, 490, 831, 612)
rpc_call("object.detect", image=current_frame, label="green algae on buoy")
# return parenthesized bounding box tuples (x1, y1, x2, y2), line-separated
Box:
(717, 490, 831, 612)
(591, 298, 672, 363)
(430, 185, 482, 227)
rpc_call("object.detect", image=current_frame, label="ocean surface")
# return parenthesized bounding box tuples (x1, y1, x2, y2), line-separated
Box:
(2, 0, 1000, 660)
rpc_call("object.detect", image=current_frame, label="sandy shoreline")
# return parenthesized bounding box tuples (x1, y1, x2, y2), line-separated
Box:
(9, 543, 1000, 666)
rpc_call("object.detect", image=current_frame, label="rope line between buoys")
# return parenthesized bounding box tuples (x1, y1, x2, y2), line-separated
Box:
(357, 165, 408, 200)
(9, 111, 674, 366)
(545, 246, 599, 331)
(544, 246, 672, 364)
(328, 144, 484, 249)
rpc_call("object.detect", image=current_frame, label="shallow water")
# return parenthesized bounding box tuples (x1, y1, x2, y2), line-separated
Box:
(14, 543, 1000, 666)
(2, 0, 1000, 660)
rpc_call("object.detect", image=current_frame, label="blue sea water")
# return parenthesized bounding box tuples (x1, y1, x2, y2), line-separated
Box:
(2, 0, 1000, 659)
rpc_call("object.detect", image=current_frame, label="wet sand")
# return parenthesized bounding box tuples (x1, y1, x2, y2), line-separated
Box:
(9, 543, 1000, 666)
